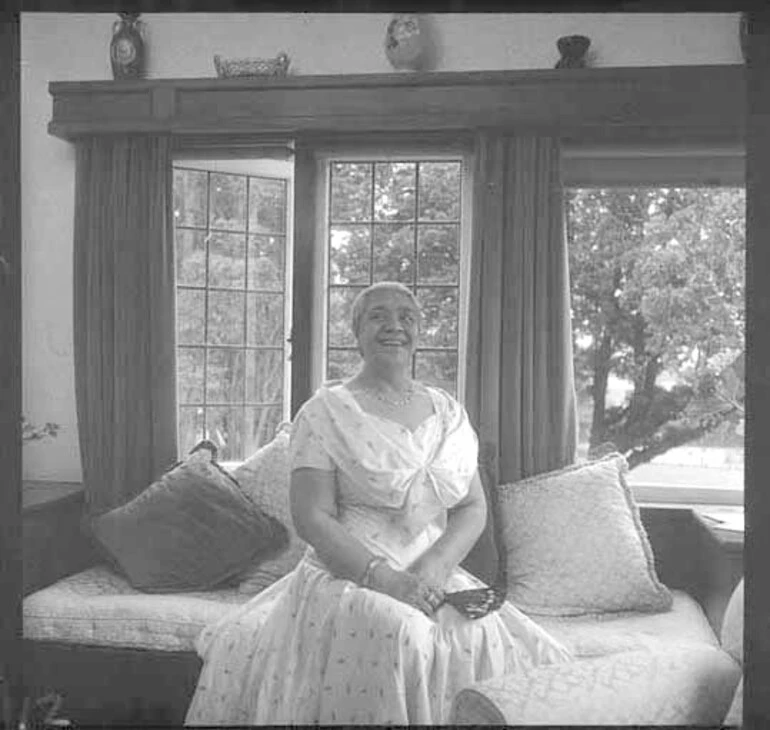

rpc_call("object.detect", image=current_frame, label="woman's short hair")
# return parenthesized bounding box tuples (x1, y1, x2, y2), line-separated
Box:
(350, 281, 420, 338)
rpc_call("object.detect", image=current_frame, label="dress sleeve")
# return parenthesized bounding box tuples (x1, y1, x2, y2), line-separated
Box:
(290, 402, 335, 471)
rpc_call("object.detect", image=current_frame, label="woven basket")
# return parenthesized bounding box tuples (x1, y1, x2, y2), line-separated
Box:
(213, 53, 290, 78)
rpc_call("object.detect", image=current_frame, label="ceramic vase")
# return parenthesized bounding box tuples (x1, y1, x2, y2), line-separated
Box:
(555, 35, 591, 69)
(385, 14, 427, 71)
(110, 12, 147, 80)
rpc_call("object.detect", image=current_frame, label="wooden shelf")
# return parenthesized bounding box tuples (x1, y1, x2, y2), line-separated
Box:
(48, 65, 746, 148)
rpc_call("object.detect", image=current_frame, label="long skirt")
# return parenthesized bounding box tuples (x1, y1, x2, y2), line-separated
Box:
(185, 555, 572, 726)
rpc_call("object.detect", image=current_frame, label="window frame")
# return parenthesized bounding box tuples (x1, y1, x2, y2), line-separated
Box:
(310, 141, 475, 402)
(562, 146, 745, 507)
(171, 156, 295, 464)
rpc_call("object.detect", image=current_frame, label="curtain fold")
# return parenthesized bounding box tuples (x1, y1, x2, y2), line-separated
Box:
(465, 133, 578, 485)
(73, 135, 177, 514)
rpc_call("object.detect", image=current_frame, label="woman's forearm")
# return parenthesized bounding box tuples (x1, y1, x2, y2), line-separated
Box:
(294, 507, 379, 583)
(291, 467, 380, 583)
(414, 497, 487, 579)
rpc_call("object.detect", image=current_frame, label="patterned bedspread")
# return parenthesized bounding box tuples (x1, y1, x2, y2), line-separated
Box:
(24, 568, 739, 724)
(26, 567, 716, 656)
(23, 565, 249, 652)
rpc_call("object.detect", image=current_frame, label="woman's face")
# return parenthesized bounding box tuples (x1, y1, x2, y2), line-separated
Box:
(356, 289, 420, 368)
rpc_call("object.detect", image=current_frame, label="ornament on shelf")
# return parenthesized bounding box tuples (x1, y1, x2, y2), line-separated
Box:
(110, 12, 147, 80)
(555, 34, 591, 69)
(213, 52, 291, 78)
(385, 14, 428, 71)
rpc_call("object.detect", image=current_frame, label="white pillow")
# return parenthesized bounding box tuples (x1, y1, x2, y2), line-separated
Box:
(721, 578, 744, 727)
(232, 424, 308, 593)
(497, 453, 672, 616)
(721, 578, 743, 665)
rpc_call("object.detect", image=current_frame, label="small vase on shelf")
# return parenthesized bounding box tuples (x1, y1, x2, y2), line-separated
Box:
(385, 14, 428, 71)
(555, 34, 591, 69)
(110, 12, 147, 80)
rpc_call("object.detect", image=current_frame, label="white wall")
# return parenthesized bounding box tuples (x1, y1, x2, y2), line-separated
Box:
(20, 12, 743, 481)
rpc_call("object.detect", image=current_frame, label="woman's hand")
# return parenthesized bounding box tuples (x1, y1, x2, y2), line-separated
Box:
(407, 554, 451, 593)
(370, 563, 445, 617)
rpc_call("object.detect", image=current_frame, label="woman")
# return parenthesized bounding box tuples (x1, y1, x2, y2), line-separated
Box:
(185, 281, 572, 726)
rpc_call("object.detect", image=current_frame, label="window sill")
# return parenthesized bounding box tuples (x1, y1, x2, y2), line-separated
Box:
(23, 480, 84, 514)
(631, 482, 742, 507)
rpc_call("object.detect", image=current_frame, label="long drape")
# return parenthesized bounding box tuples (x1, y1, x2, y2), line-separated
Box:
(465, 133, 578, 485)
(73, 135, 177, 514)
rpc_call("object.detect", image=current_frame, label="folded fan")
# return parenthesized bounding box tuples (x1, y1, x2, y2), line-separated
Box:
(440, 585, 506, 620)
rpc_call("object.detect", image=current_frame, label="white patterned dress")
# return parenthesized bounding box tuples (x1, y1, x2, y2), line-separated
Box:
(185, 382, 572, 726)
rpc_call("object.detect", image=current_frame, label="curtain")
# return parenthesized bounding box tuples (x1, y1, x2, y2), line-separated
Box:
(73, 135, 177, 515)
(465, 133, 578, 485)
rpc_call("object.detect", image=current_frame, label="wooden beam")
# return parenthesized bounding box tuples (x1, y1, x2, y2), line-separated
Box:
(48, 65, 746, 147)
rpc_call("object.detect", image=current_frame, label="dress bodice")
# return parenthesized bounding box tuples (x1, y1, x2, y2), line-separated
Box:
(291, 382, 479, 569)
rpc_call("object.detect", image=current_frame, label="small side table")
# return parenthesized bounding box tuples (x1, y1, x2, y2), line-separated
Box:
(23, 481, 94, 596)
(692, 506, 744, 635)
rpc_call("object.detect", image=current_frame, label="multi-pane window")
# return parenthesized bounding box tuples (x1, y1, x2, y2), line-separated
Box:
(173, 166, 290, 460)
(566, 186, 745, 501)
(324, 160, 464, 395)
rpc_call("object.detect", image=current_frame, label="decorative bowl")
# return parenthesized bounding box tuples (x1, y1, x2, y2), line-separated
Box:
(213, 52, 290, 78)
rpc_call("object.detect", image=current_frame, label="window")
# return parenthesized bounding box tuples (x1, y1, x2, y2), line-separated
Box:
(321, 157, 468, 396)
(566, 185, 745, 505)
(173, 162, 292, 461)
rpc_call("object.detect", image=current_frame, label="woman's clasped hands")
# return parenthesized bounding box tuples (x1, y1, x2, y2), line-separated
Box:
(369, 560, 446, 618)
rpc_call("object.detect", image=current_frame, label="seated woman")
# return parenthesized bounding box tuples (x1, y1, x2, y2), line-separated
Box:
(185, 281, 573, 726)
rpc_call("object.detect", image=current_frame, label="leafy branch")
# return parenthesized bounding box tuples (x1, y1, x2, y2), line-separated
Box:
(21, 417, 60, 444)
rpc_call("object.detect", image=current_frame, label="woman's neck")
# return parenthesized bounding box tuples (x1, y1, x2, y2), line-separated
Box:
(355, 362, 412, 392)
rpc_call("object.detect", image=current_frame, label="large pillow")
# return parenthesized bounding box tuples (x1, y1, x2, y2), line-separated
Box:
(90, 441, 289, 593)
(497, 453, 672, 616)
(232, 424, 309, 594)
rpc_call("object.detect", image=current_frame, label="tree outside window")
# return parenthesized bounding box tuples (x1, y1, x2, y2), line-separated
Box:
(174, 166, 290, 461)
(567, 187, 745, 492)
(326, 159, 463, 395)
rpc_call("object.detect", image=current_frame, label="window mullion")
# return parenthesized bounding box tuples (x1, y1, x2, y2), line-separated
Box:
(412, 162, 421, 379)
(369, 161, 375, 286)
(202, 170, 211, 442)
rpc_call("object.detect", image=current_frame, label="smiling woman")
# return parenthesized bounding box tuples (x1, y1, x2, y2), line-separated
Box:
(184, 279, 573, 726)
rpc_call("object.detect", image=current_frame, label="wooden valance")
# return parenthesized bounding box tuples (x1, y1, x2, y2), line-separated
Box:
(48, 64, 746, 148)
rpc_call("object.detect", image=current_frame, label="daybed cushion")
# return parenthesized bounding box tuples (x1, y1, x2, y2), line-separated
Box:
(498, 453, 672, 616)
(452, 642, 740, 726)
(231, 425, 310, 594)
(537, 589, 719, 657)
(90, 442, 289, 593)
(23, 565, 250, 652)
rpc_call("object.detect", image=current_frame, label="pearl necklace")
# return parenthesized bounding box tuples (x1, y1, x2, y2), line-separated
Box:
(361, 384, 416, 408)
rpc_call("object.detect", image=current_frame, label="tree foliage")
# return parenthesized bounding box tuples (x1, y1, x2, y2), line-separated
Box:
(327, 160, 462, 393)
(173, 167, 288, 459)
(567, 187, 745, 468)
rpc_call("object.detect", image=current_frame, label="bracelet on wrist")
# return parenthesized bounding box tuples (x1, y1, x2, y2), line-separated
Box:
(360, 555, 388, 588)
